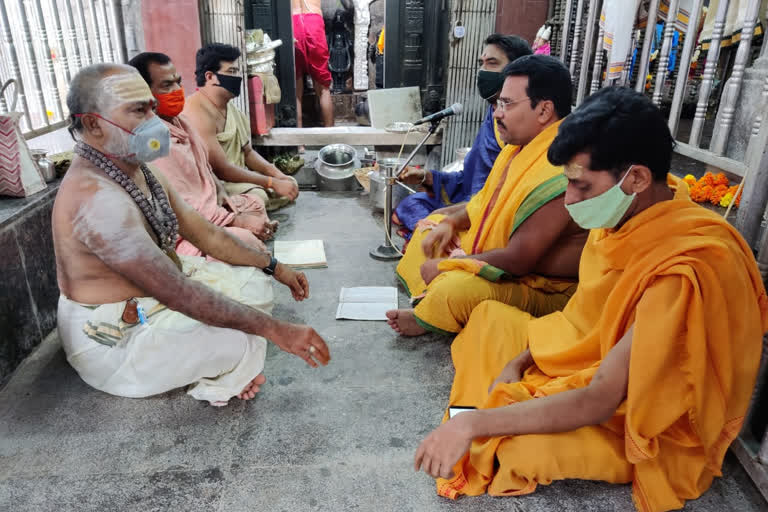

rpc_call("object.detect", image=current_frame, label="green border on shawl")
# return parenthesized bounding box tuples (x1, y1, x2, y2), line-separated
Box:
(510, 174, 568, 236)
(396, 271, 413, 297)
(414, 315, 456, 336)
(477, 264, 506, 282)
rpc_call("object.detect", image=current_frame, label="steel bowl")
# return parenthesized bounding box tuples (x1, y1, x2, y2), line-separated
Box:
(314, 143, 360, 191)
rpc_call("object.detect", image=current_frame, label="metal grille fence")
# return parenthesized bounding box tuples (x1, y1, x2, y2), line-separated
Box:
(0, 0, 127, 138)
(441, 0, 498, 167)
(198, 0, 250, 119)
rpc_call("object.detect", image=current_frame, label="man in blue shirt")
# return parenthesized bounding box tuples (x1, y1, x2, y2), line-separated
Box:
(393, 34, 532, 241)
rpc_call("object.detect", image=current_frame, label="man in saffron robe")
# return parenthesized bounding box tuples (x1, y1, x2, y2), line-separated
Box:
(129, 52, 270, 256)
(387, 55, 587, 337)
(392, 34, 532, 240)
(413, 87, 768, 512)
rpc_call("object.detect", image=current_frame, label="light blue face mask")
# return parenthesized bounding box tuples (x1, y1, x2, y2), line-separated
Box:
(87, 113, 171, 163)
(565, 166, 636, 229)
(122, 116, 170, 163)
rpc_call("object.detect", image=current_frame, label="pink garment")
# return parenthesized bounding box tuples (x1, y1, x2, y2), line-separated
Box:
(154, 115, 233, 227)
(534, 43, 551, 55)
(152, 115, 268, 257)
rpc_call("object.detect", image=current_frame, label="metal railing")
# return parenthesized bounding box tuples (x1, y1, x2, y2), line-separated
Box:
(0, 0, 127, 138)
(555, 0, 768, 499)
(198, 0, 250, 119)
(442, 0, 498, 167)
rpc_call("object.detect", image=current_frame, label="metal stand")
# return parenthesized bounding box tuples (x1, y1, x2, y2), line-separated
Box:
(370, 120, 441, 261)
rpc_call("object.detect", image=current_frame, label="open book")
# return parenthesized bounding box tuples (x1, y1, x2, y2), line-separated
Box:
(336, 287, 398, 321)
(274, 240, 327, 269)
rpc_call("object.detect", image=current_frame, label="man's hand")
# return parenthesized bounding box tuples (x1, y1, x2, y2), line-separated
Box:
(215, 178, 229, 207)
(271, 177, 299, 200)
(489, 349, 534, 394)
(489, 361, 523, 395)
(269, 322, 330, 368)
(420, 258, 444, 285)
(274, 263, 309, 301)
(421, 221, 455, 258)
(414, 414, 474, 479)
(398, 166, 431, 186)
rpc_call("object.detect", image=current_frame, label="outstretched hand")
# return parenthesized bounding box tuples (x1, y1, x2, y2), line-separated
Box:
(414, 414, 474, 479)
(270, 322, 331, 368)
(274, 263, 310, 301)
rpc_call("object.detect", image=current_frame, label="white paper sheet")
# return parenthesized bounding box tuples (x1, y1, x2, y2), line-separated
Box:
(336, 286, 398, 321)
(274, 240, 327, 268)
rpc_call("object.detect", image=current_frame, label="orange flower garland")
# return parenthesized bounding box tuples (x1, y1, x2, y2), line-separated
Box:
(714, 173, 730, 187)
(685, 172, 742, 208)
(709, 184, 728, 205)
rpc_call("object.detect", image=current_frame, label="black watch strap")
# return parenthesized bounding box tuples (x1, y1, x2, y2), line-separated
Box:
(263, 256, 278, 276)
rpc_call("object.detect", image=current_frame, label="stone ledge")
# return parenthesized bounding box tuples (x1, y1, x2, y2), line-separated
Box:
(253, 127, 442, 147)
(0, 183, 60, 387)
(0, 180, 60, 229)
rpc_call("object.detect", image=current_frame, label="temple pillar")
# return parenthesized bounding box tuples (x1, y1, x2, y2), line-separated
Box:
(353, 0, 374, 91)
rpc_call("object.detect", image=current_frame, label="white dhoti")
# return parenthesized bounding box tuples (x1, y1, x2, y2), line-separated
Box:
(57, 255, 273, 404)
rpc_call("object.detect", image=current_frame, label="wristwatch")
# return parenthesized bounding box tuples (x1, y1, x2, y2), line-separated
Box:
(263, 256, 278, 276)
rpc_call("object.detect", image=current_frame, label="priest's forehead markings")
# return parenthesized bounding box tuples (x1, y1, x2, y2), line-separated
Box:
(564, 164, 586, 179)
(102, 73, 153, 106)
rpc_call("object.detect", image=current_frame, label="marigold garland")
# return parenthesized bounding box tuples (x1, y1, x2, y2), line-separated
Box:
(685, 171, 742, 208)
(714, 173, 730, 187)
(709, 184, 728, 205)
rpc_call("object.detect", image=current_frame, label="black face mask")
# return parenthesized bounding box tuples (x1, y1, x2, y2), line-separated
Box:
(476, 69, 506, 102)
(215, 73, 242, 98)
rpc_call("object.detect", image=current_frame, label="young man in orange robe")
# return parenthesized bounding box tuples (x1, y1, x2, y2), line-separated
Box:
(413, 87, 768, 512)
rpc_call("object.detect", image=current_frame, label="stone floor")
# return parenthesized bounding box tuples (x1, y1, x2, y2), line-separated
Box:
(0, 191, 766, 512)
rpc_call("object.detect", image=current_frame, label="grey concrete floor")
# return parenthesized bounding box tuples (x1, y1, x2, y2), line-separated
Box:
(1, 191, 766, 512)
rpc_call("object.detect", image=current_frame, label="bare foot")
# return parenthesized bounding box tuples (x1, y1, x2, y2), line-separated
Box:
(386, 309, 427, 337)
(237, 373, 266, 400)
(298, 145, 306, 154)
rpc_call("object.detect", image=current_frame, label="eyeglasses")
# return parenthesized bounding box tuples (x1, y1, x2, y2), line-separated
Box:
(495, 97, 530, 111)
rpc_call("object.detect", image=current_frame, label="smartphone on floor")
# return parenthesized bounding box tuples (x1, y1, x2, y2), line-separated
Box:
(448, 406, 476, 419)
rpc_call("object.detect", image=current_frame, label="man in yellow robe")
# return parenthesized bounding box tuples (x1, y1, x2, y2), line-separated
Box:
(387, 55, 587, 337)
(413, 87, 768, 512)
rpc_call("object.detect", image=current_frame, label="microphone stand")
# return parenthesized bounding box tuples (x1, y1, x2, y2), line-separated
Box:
(370, 118, 441, 261)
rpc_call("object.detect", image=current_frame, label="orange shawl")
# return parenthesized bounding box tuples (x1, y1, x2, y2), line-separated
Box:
(461, 119, 564, 254)
(441, 181, 768, 511)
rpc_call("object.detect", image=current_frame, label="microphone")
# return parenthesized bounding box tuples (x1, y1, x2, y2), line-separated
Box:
(412, 103, 464, 125)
